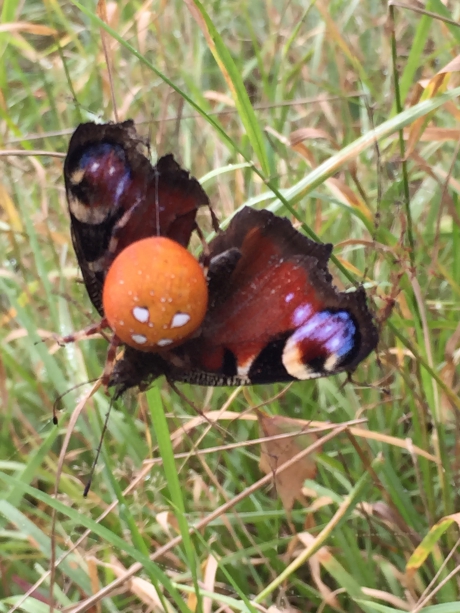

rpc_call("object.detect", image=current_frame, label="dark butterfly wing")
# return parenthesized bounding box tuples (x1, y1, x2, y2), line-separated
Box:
(64, 120, 209, 314)
(109, 207, 378, 394)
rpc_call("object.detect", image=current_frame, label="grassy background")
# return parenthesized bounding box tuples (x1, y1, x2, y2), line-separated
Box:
(1, 0, 460, 611)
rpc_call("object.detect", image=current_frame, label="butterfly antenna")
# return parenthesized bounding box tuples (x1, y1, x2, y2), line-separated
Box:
(83, 394, 115, 497)
(53, 379, 101, 424)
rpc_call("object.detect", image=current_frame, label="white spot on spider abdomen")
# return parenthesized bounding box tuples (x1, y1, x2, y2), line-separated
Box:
(131, 333, 147, 345)
(158, 338, 173, 347)
(132, 306, 150, 323)
(171, 312, 191, 328)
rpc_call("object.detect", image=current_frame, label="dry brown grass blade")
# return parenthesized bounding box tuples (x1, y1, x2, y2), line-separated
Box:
(0, 149, 66, 158)
(267, 125, 373, 220)
(135, 4, 151, 56)
(290, 127, 338, 148)
(404, 126, 460, 141)
(204, 91, 235, 107)
(202, 555, 218, 613)
(315, 2, 363, 65)
(390, 1, 460, 28)
(183, 0, 234, 96)
(405, 53, 460, 157)
(408, 150, 460, 228)
(0, 22, 57, 34)
(326, 177, 372, 220)
(297, 534, 341, 610)
(97, 0, 119, 121)
(102, 557, 171, 610)
(407, 514, 460, 611)
(0, 183, 23, 232)
(165, 410, 439, 464)
(361, 587, 410, 610)
(439, 322, 460, 421)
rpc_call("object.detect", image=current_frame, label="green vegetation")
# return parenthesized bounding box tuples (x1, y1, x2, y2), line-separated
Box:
(1, 1, 460, 611)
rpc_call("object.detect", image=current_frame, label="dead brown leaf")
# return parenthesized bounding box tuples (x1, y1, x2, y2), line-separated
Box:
(258, 413, 319, 511)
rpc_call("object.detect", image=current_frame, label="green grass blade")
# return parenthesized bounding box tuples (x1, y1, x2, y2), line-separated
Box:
(186, 0, 270, 175)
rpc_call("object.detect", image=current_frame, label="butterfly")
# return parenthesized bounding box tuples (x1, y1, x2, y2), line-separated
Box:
(64, 120, 211, 315)
(64, 121, 378, 396)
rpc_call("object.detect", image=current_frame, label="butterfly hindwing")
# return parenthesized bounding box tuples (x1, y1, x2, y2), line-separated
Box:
(109, 207, 378, 392)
